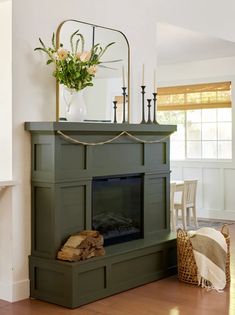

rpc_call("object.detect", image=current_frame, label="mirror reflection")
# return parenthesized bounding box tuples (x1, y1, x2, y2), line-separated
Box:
(57, 20, 130, 122)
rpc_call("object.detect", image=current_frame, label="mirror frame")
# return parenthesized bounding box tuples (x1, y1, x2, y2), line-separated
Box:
(55, 19, 131, 122)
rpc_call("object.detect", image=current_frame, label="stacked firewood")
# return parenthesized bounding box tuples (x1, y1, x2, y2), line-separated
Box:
(57, 230, 105, 262)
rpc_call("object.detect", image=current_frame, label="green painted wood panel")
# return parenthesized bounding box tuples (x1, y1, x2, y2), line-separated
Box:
(91, 143, 144, 169)
(111, 251, 163, 285)
(77, 267, 106, 298)
(59, 185, 86, 241)
(34, 186, 53, 256)
(60, 144, 86, 170)
(32, 135, 55, 182)
(27, 122, 177, 308)
(144, 175, 168, 234)
(29, 237, 177, 308)
(145, 142, 166, 167)
(34, 144, 53, 171)
(27, 123, 175, 183)
(36, 268, 65, 297)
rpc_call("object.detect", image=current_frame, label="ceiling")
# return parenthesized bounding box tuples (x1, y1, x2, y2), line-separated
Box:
(157, 23, 235, 65)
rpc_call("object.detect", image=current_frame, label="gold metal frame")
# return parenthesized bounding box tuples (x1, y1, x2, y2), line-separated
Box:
(55, 19, 131, 122)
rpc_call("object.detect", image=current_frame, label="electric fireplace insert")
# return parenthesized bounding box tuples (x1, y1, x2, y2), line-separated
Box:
(92, 174, 143, 246)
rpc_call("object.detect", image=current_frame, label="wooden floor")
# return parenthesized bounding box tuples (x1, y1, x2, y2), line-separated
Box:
(1, 225, 235, 315)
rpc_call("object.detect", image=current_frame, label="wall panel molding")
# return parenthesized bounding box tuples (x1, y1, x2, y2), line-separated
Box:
(171, 162, 235, 220)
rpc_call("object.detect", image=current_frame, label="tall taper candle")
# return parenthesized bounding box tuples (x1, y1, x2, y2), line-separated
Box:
(142, 64, 145, 86)
(122, 66, 125, 87)
(153, 69, 156, 92)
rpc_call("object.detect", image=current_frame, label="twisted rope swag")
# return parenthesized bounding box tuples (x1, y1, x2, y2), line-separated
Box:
(57, 130, 170, 146)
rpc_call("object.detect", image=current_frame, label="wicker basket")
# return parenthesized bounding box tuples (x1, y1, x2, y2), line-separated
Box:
(177, 224, 230, 286)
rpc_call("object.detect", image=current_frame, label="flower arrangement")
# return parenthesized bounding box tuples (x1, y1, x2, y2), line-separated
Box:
(35, 30, 115, 91)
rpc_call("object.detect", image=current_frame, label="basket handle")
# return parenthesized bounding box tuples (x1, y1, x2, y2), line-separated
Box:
(177, 228, 187, 238)
(221, 224, 230, 237)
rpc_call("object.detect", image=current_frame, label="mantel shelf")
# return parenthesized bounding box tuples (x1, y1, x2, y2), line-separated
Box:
(25, 121, 177, 135)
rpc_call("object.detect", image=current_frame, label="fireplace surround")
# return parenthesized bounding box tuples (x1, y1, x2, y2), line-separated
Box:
(26, 122, 177, 308)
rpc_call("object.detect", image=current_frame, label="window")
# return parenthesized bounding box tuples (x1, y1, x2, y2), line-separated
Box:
(157, 82, 232, 160)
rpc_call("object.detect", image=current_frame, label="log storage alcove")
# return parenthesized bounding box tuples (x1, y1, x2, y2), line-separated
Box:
(25, 122, 177, 308)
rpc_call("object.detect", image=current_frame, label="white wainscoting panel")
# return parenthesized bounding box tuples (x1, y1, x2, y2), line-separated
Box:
(224, 169, 235, 212)
(171, 161, 235, 220)
(202, 168, 221, 211)
(170, 166, 183, 181)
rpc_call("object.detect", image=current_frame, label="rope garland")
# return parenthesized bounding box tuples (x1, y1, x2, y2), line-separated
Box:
(57, 130, 170, 146)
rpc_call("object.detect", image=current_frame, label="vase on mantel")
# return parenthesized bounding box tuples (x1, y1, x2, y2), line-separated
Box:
(63, 87, 87, 122)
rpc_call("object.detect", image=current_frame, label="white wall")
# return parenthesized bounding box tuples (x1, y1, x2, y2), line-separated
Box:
(0, 0, 14, 301)
(0, 0, 12, 180)
(83, 79, 109, 120)
(158, 56, 235, 220)
(3, 0, 235, 302)
(0, 188, 13, 301)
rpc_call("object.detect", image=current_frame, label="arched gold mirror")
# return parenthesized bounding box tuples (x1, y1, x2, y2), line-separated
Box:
(56, 20, 130, 122)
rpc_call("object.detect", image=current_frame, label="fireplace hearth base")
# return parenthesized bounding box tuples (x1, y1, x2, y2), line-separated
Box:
(29, 233, 176, 308)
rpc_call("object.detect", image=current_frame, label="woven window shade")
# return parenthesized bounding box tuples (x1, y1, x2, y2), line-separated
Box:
(115, 96, 123, 104)
(157, 81, 231, 111)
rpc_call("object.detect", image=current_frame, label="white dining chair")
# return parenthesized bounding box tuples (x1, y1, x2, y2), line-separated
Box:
(174, 180, 198, 230)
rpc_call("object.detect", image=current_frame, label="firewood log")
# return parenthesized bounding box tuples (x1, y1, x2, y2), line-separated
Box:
(57, 247, 82, 262)
(57, 230, 105, 262)
(94, 248, 105, 257)
(79, 230, 100, 238)
(63, 234, 87, 248)
(77, 235, 103, 249)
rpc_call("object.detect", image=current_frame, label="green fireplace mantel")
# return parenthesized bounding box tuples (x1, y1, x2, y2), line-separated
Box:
(26, 121, 177, 308)
(25, 121, 176, 134)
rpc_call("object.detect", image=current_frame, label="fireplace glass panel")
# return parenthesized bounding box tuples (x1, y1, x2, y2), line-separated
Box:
(92, 174, 143, 246)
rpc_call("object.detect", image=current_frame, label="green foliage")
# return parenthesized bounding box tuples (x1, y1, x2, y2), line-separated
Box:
(35, 30, 115, 91)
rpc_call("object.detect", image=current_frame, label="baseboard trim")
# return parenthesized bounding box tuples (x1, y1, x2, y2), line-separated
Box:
(0, 279, 29, 302)
(198, 208, 235, 221)
(0, 281, 13, 302)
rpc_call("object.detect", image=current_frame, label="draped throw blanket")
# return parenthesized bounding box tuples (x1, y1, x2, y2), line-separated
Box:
(188, 227, 227, 291)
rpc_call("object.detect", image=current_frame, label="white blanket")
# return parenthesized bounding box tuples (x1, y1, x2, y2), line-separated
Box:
(188, 227, 227, 291)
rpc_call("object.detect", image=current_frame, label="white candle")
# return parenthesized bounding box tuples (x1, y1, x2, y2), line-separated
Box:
(153, 69, 156, 92)
(142, 64, 145, 86)
(122, 66, 125, 87)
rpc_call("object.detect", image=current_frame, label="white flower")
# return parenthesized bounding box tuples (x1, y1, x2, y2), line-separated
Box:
(80, 51, 91, 62)
(52, 52, 59, 60)
(57, 48, 68, 60)
(87, 65, 97, 75)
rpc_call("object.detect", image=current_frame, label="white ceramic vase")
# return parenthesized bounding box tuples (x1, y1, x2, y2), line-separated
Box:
(63, 87, 87, 122)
